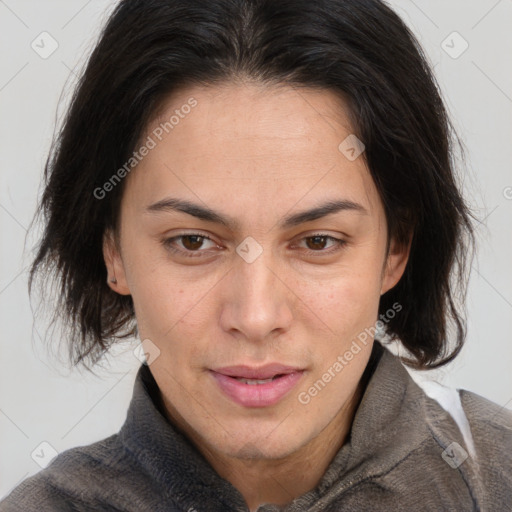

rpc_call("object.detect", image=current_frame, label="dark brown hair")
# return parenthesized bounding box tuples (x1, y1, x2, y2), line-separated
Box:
(29, 0, 476, 370)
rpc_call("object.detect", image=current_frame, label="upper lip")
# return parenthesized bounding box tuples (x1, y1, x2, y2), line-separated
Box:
(211, 363, 303, 379)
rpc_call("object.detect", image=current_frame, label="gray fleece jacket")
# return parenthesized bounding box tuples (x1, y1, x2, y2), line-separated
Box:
(1, 341, 511, 511)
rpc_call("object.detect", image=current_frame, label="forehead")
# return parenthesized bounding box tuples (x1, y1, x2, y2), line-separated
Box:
(148, 81, 355, 157)
(123, 82, 381, 224)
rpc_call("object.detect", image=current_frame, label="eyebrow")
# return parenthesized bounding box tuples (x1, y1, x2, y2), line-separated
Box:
(145, 196, 368, 230)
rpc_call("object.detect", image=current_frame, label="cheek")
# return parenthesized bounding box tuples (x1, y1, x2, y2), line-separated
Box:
(126, 256, 220, 355)
(133, 282, 204, 336)
(299, 261, 382, 337)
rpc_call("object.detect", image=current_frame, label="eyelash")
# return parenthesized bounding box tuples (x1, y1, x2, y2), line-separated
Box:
(162, 232, 347, 258)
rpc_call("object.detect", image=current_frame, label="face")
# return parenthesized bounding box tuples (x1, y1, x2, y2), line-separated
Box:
(104, 82, 409, 462)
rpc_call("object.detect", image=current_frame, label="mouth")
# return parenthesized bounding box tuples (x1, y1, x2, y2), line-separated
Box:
(209, 364, 305, 407)
(232, 375, 284, 385)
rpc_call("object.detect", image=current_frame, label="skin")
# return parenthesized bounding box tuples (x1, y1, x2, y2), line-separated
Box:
(103, 81, 411, 510)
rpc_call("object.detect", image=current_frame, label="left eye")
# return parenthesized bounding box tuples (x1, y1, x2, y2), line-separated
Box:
(295, 234, 346, 254)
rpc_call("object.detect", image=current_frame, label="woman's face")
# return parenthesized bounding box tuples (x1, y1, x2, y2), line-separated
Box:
(105, 82, 409, 461)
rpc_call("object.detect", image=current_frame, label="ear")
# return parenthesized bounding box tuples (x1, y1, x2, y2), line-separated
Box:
(380, 233, 412, 296)
(103, 230, 131, 295)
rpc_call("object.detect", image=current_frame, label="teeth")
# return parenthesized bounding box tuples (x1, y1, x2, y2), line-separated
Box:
(236, 376, 277, 385)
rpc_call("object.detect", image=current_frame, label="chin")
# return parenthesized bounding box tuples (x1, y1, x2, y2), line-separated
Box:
(226, 439, 301, 462)
(209, 420, 312, 461)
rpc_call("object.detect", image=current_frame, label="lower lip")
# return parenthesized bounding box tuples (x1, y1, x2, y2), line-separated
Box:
(210, 371, 304, 407)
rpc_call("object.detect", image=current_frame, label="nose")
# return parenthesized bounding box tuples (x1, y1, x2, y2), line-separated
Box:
(219, 243, 294, 344)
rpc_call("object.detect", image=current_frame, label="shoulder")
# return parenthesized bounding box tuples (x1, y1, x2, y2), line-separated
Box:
(459, 388, 512, 463)
(459, 389, 512, 471)
(0, 433, 151, 512)
(460, 388, 512, 431)
(387, 363, 512, 511)
(459, 390, 512, 510)
(453, 388, 512, 510)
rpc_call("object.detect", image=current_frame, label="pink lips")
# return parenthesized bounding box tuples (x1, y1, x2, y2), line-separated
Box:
(210, 363, 304, 407)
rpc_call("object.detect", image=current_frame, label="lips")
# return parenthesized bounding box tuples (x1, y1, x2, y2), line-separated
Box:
(212, 363, 301, 380)
(210, 363, 304, 407)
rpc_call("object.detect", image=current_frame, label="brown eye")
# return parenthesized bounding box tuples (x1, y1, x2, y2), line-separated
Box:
(181, 235, 207, 251)
(297, 233, 347, 256)
(305, 235, 330, 251)
(162, 233, 217, 257)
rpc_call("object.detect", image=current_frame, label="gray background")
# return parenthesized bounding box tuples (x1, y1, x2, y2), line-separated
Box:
(1, 0, 511, 498)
